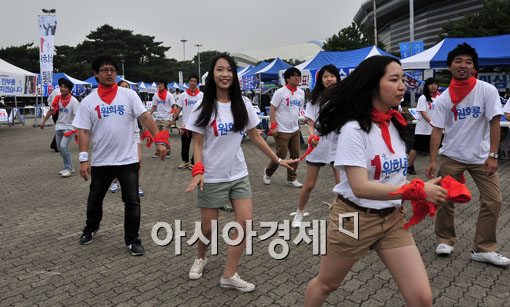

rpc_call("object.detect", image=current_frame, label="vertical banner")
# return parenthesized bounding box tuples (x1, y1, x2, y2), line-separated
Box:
(38, 14, 57, 96)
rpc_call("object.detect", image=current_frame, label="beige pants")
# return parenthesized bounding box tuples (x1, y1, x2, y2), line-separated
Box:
(435, 155, 502, 252)
(265, 130, 300, 181)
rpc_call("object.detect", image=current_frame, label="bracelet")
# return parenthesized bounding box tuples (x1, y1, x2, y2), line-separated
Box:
(79, 152, 89, 162)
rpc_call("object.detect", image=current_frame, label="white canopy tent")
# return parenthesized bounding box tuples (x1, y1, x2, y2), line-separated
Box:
(0, 58, 38, 96)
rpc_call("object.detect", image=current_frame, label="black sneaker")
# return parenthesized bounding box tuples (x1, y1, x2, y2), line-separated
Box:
(127, 243, 145, 256)
(79, 231, 96, 245)
(407, 165, 417, 175)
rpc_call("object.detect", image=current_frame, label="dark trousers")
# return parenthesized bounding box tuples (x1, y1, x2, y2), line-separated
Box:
(181, 130, 194, 164)
(84, 163, 141, 245)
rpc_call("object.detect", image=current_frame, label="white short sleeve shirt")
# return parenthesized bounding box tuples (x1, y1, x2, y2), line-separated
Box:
(152, 91, 175, 120)
(270, 86, 304, 133)
(414, 94, 437, 135)
(53, 97, 80, 131)
(176, 90, 204, 128)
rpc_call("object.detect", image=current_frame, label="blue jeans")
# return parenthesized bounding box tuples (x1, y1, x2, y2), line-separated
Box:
(55, 129, 73, 170)
(84, 163, 141, 245)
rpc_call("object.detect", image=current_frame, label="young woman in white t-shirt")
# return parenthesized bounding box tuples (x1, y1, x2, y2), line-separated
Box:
(407, 78, 440, 175)
(291, 65, 341, 228)
(304, 56, 447, 306)
(185, 54, 297, 293)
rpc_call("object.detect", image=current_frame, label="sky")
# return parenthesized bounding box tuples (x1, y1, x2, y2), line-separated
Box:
(0, 0, 365, 60)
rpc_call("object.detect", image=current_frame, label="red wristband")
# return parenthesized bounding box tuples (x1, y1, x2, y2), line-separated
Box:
(389, 178, 427, 201)
(270, 122, 277, 130)
(192, 161, 205, 177)
(141, 130, 154, 148)
(307, 134, 319, 145)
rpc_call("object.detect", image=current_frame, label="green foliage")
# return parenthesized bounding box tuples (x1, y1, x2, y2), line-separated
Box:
(442, 0, 510, 38)
(0, 43, 40, 72)
(323, 22, 384, 51)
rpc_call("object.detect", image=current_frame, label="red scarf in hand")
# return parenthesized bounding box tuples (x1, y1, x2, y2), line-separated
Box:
(186, 88, 199, 96)
(51, 94, 72, 110)
(286, 84, 297, 95)
(97, 83, 118, 104)
(448, 77, 477, 121)
(371, 108, 407, 154)
(157, 89, 168, 102)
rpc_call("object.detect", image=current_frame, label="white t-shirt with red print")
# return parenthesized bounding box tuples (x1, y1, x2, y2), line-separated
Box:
(152, 91, 175, 120)
(185, 97, 260, 183)
(333, 121, 408, 210)
(270, 86, 304, 133)
(72, 87, 147, 166)
(415, 94, 437, 135)
(304, 102, 335, 164)
(431, 80, 502, 164)
(176, 90, 204, 128)
(52, 96, 80, 131)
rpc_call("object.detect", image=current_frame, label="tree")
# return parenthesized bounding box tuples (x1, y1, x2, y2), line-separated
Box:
(0, 43, 40, 73)
(442, 0, 510, 38)
(323, 22, 371, 51)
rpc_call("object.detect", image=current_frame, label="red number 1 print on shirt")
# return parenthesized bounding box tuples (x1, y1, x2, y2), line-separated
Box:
(95, 105, 102, 119)
(370, 155, 381, 180)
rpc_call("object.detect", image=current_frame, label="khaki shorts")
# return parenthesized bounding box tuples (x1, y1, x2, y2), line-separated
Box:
(197, 176, 252, 208)
(327, 197, 415, 260)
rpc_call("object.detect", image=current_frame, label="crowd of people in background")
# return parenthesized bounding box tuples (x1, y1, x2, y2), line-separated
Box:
(38, 42, 510, 304)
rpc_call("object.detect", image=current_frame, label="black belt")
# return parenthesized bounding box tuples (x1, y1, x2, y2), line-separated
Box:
(337, 195, 396, 217)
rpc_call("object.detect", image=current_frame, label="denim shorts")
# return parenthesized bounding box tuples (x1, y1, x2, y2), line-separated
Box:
(197, 176, 252, 208)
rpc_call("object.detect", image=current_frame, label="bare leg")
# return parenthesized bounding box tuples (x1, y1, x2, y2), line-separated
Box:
(408, 149, 417, 167)
(297, 164, 320, 212)
(223, 198, 252, 278)
(197, 208, 219, 259)
(330, 164, 340, 184)
(304, 254, 356, 307)
(378, 246, 432, 307)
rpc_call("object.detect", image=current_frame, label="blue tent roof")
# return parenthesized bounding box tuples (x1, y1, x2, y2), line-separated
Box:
(84, 76, 137, 88)
(402, 34, 510, 69)
(253, 58, 291, 78)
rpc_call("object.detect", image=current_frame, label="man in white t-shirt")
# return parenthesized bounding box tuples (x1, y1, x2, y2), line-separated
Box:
(72, 55, 168, 256)
(150, 80, 174, 158)
(40, 78, 80, 177)
(263, 67, 304, 188)
(174, 74, 203, 169)
(426, 43, 509, 267)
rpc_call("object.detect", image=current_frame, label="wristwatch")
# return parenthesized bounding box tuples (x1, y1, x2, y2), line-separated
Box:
(488, 152, 499, 159)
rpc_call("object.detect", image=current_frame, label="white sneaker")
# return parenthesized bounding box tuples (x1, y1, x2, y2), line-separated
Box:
(110, 183, 119, 193)
(471, 251, 510, 267)
(59, 169, 65, 175)
(262, 168, 271, 185)
(435, 243, 454, 256)
(287, 180, 303, 188)
(220, 273, 255, 292)
(61, 169, 72, 178)
(189, 258, 208, 280)
(292, 210, 304, 228)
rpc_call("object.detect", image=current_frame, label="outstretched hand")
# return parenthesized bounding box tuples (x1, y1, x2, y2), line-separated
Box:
(424, 176, 447, 204)
(186, 174, 204, 192)
(279, 158, 299, 171)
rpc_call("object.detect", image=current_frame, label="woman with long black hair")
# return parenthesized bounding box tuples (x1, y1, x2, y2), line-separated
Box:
(185, 54, 296, 292)
(292, 64, 341, 228)
(304, 56, 447, 306)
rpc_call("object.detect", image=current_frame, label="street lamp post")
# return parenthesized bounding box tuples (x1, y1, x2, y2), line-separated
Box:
(373, 0, 378, 45)
(194, 44, 203, 78)
(180, 39, 188, 61)
(121, 59, 125, 77)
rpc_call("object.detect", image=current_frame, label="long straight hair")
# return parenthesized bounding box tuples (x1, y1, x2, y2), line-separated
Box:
(317, 56, 408, 142)
(310, 65, 340, 106)
(422, 78, 437, 102)
(194, 54, 248, 132)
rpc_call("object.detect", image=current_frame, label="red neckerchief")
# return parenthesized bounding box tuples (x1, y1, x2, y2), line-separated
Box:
(97, 83, 118, 104)
(52, 94, 71, 109)
(157, 89, 168, 102)
(186, 88, 199, 96)
(448, 76, 477, 121)
(371, 108, 407, 154)
(286, 84, 297, 95)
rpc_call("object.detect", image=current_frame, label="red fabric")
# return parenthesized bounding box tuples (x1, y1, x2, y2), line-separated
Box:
(389, 178, 427, 201)
(192, 161, 205, 177)
(286, 84, 297, 95)
(154, 130, 170, 147)
(141, 130, 154, 147)
(441, 175, 471, 203)
(97, 84, 118, 104)
(157, 89, 168, 102)
(403, 201, 437, 230)
(299, 135, 320, 161)
(51, 94, 72, 110)
(186, 88, 199, 96)
(448, 77, 477, 121)
(210, 119, 219, 137)
(371, 108, 407, 154)
(63, 129, 79, 144)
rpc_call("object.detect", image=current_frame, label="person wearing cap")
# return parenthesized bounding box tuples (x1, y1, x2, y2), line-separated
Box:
(40, 78, 80, 178)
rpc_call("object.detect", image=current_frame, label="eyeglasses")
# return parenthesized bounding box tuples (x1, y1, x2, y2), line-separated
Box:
(98, 67, 117, 73)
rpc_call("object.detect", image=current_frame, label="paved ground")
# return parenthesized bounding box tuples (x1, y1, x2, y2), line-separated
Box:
(1, 120, 510, 306)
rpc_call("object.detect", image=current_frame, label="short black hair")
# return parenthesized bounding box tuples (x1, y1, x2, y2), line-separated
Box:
(157, 79, 168, 89)
(283, 67, 301, 83)
(58, 78, 74, 90)
(188, 74, 199, 82)
(92, 55, 120, 73)
(446, 43, 479, 69)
